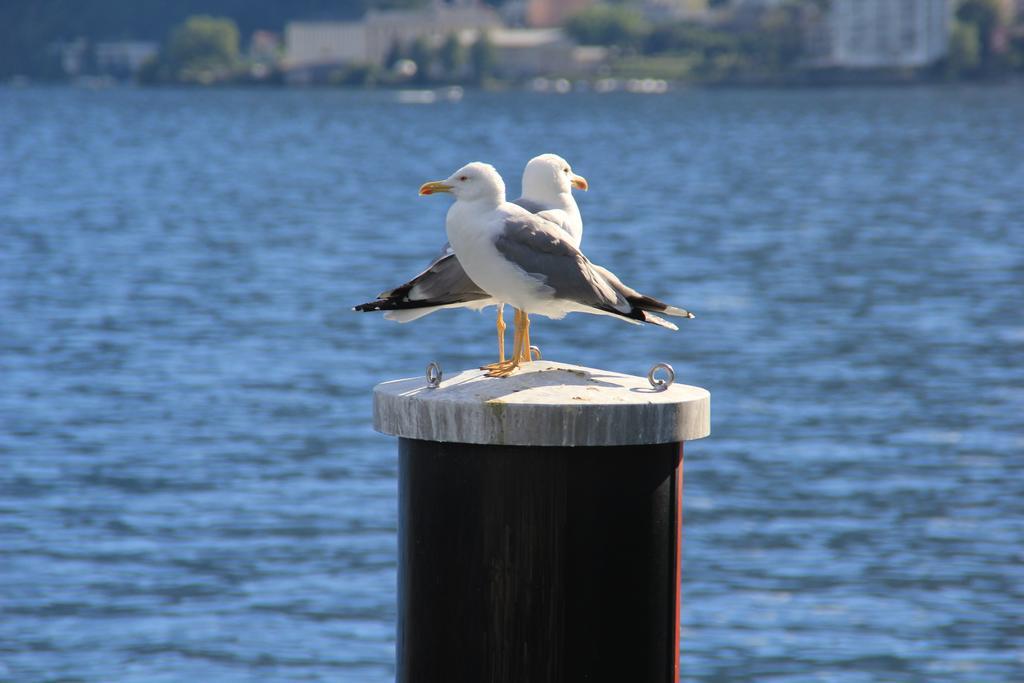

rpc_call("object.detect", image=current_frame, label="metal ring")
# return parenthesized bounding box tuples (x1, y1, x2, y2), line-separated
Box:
(647, 362, 675, 391)
(529, 345, 542, 361)
(425, 361, 443, 389)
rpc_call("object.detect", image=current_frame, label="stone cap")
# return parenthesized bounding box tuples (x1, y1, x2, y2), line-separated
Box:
(373, 360, 710, 447)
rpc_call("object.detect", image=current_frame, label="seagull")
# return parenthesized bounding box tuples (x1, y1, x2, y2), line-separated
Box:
(354, 154, 588, 365)
(419, 162, 694, 377)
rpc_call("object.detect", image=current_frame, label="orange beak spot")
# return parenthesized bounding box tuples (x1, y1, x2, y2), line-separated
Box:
(419, 181, 453, 196)
(572, 175, 589, 191)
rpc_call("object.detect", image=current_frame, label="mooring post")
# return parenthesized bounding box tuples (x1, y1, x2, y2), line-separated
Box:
(374, 360, 710, 683)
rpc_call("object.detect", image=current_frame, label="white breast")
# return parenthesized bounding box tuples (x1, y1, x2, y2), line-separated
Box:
(446, 204, 554, 313)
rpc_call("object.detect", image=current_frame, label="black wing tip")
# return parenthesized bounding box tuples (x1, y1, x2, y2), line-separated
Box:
(354, 297, 481, 313)
(624, 295, 696, 320)
(354, 298, 415, 313)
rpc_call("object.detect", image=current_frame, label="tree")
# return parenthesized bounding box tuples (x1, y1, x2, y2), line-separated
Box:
(384, 39, 405, 71)
(645, 22, 739, 58)
(955, 0, 1005, 72)
(165, 15, 240, 83)
(947, 20, 981, 77)
(749, 5, 803, 70)
(439, 33, 466, 79)
(136, 54, 162, 84)
(1011, 32, 1024, 73)
(329, 62, 381, 87)
(565, 6, 649, 49)
(470, 31, 496, 84)
(409, 36, 434, 84)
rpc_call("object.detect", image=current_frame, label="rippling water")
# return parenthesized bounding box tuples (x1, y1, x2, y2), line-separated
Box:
(1, 85, 1022, 682)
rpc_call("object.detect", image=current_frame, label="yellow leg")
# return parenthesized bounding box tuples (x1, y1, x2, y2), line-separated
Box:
(497, 304, 506, 363)
(518, 311, 532, 363)
(481, 305, 510, 371)
(486, 309, 523, 377)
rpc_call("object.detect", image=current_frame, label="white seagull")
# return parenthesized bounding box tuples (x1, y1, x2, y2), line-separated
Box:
(418, 162, 694, 377)
(355, 154, 588, 363)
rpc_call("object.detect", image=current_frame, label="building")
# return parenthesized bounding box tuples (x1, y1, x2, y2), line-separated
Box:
(808, 0, 950, 69)
(94, 41, 159, 77)
(489, 28, 606, 77)
(525, 0, 595, 28)
(285, 21, 365, 69)
(490, 28, 573, 76)
(54, 39, 158, 79)
(284, 1, 501, 76)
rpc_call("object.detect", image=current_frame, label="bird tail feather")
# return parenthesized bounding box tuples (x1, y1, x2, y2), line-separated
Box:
(640, 311, 679, 331)
(662, 304, 695, 319)
(625, 294, 695, 319)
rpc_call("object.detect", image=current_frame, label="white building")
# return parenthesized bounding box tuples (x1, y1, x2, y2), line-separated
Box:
(489, 28, 605, 77)
(285, 2, 501, 73)
(285, 21, 366, 68)
(54, 39, 158, 78)
(815, 0, 950, 68)
(94, 41, 159, 75)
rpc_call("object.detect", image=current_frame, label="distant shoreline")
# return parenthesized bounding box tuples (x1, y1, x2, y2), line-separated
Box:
(6, 75, 1021, 94)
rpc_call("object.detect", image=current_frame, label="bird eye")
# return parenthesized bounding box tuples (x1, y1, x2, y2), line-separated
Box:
(564, 168, 570, 173)
(459, 175, 468, 181)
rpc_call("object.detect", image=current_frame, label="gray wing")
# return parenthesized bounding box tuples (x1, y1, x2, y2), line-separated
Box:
(493, 214, 629, 313)
(511, 197, 545, 214)
(512, 197, 574, 237)
(592, 264, 693, 319)
(354, 249, 490, 315)
(376, 251, 489, 303)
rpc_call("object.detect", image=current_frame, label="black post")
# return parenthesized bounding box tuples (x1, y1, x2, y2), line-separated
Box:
(373, 360, 709, 683)
(397, 439, 684, 683)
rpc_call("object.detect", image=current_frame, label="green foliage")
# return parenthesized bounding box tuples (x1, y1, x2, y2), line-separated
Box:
(572, 3, 803, 81)
(328, 62, 381, 86)
(1011, 33, 1024, 72)
(136, 54, 162, 85)
(645, 22, 739, 58)
(955, 0, 1002, 34)
(611, 54, 701, 80)
(743, 5, 803, 71)
(641, 10, 800, 80)
(947, 20, 981, 77)
(384, 39, 405, 70)
(409, 36, 434, 84)
(470, 31, 496, 84)
(954, 0, 1010, 74)
(565, 6, 649, 49)
(165, 15, 240, 83)
(439, 33, 466, 78)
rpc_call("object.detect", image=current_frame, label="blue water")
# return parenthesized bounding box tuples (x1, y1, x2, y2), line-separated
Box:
(1, 85, 1022, 682)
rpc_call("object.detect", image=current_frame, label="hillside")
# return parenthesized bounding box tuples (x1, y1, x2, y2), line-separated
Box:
(0, 0, 429, 78)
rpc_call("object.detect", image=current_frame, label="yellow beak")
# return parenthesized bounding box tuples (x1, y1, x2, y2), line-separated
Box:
(571, 174, 589, 191)
(419, 180, 453, 196)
